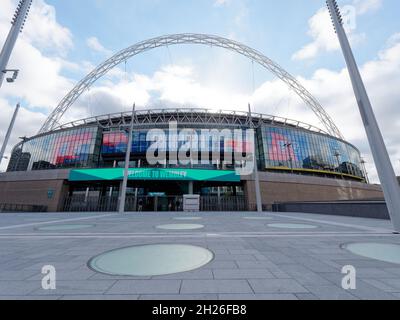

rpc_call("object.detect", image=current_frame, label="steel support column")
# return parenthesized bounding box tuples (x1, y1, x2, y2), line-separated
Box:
(327, 0, 400, 232)
(118, 105, 136, 214)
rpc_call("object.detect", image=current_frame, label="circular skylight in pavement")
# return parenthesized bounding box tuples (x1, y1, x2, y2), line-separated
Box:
(156, 224, 205, 230)
(343, 243, 400, 265)
(88, 244, 214, 276)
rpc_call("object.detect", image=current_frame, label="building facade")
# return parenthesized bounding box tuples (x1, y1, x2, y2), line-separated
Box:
(0, 109, 383, 212)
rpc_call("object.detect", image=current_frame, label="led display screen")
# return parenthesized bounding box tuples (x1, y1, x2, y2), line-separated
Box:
(54, 132, 93, 165)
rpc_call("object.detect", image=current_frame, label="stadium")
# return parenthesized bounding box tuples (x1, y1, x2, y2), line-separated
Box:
(0, 34, 383, 212)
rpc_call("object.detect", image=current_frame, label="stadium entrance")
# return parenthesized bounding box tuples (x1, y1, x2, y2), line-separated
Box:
(63, 168, 247, 212)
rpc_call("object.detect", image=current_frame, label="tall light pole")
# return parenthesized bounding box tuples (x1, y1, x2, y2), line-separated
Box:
(327, 0, 400, 232)
(0, 0, 32, 88)
(0, 103, 20, 167)
(118, 104, 136, 214)
(248, 104, 263, 212)
(361, 158, 370, 184)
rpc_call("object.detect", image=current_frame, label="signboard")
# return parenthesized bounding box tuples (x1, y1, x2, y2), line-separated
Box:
(69, 168, 241, 182)
(183, 195, 200, 212)
(47, 189, 55, 199)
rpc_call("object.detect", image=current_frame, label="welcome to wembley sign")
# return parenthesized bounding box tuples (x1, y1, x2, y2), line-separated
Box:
(69, 168, 241, 182)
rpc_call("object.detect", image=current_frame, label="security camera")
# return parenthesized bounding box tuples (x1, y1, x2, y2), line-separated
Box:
(3, 69, 19, 83)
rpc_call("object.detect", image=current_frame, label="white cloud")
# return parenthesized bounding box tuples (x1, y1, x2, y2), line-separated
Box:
(20, 0, 73, 53)
(86, 36, 112, 56)
(292, 8, 342, 61)
(0, 98, 47, 171)
(354, 0, 383, 14)
(0, 0, 75, 108)
(214, 0, 231, 7)
(292, 0, 382, 61)
(387, 33, 400, 47)
(0, 0, 75, 171)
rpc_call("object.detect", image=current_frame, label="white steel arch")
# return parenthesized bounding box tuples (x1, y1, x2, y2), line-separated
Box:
(39, 33, 343, 139)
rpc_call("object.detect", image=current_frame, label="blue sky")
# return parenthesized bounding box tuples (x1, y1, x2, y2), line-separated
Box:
(44, 0, 399, 76)
(0, 0, 400, 182)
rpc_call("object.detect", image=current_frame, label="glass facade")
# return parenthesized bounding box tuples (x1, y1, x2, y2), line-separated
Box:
(7, 126, 101, 172)
(259, 125, 364, 178)
(101, 129, 251, 156)
(102, 131, 149, 155)
(6, 122, 365, 181)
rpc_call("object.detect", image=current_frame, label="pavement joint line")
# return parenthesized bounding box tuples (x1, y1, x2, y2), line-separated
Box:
(0, 214, 119, 231)
(0, 233, 397, 239)
(0, 231, 391, 236)
(269, 213, 393, 233)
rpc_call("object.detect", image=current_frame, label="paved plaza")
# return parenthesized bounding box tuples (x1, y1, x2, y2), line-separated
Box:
(0, 211, 400, 300)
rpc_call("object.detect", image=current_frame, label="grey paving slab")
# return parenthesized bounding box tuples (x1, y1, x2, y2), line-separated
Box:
(213, 254, 257, 261)
(350, 281, 399, 300)
(0, 295, 62, 300)
(181, 280, 253, 294)
(27, 269, 97, 281)
(278, 265, 332, 285)
(362, 279, 398, 292)
(218, 294, 298, 300)
(60, 295, 140, 300)
(384, 268, 400, 276)
(213, 269, 274, 279)
(378, 279, 400, 291)
(248, 279, 308, 294)
(29, 280, 116, 296)
(0, 211, 399, 300)
(356, 268, 399, 278)
(0, 281, 41, 296)
(203, 261, 239, 269)
(304, 285, 358, 300)
(139, 294, 218, 300)
(295, 293, 320, 300)
(0, 270, 38, 281)
(107, 280, 182, 295)
(151, 269, 214, 280)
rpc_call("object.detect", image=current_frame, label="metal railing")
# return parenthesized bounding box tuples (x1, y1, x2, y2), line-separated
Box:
(62, 195, 118, 212)
(200, 196, 247, 212)
(0, 203, 47, 213)
(62, 194, 248, 212)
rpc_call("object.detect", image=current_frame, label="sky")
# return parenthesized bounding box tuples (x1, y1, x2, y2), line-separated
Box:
(0, 0, 399, 183)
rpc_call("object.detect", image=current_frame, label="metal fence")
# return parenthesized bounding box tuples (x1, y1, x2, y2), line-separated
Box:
(62, 195, 119, 212)
(200, 196, 247, 212)
(0, 203, 48, 213)
(62, 194, 247, 212)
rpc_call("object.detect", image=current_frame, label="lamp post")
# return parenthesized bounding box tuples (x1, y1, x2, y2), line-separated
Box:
(248, 104, 263, 212)
(361, 158, 370, 184)
(0, 0, 32, 88)
(118, 105, 136, 214)
(0, 103, 20, 167)
(327, 0, 400, 232)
